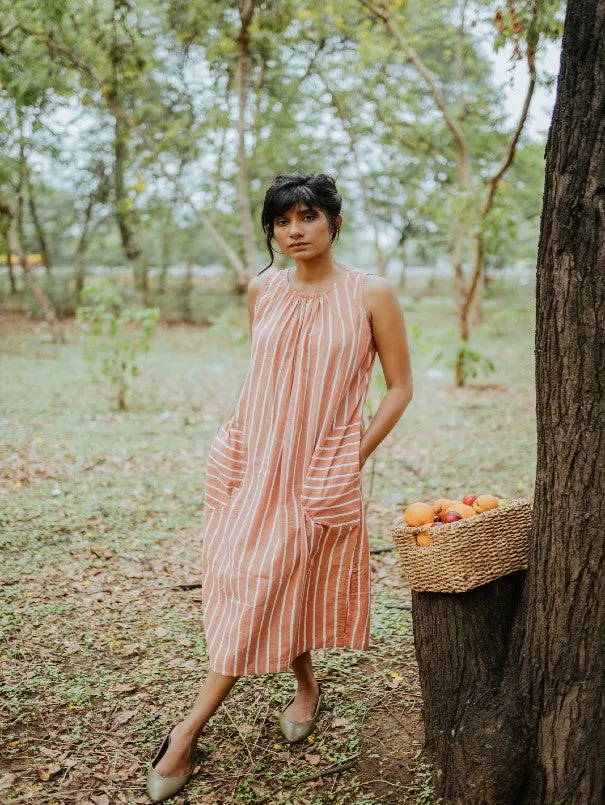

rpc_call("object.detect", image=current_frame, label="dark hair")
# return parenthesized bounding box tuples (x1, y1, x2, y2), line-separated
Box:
(259, 173, 342, 272)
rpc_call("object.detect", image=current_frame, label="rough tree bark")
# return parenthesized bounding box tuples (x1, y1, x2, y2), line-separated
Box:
(412, 573, 527, 803)
(411, 0, 605, 802)
(519, 0, 605, 799)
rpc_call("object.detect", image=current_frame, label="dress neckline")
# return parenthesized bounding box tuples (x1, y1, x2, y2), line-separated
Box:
(285, 265, 349, 298)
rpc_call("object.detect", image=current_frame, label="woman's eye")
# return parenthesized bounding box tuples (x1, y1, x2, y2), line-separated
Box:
(275, 214, 314, 225)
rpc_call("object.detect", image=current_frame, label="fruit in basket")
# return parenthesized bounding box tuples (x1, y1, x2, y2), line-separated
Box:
(444, 501, 476, 519)
(472, 494, 499, 514)
(431, 520, 444, 527)
(404, 502, 435, 526)
(442, 510, 463, 523)
(432, 498, 452, 518)
(462, 494, 477, 506)
(416, 531, 431, 547)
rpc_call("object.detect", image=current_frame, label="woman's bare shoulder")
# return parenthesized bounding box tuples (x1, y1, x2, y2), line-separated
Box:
(362, 272, 399, 325)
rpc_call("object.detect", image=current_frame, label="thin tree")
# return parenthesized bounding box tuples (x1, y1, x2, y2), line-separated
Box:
(362, 0, 541, 386)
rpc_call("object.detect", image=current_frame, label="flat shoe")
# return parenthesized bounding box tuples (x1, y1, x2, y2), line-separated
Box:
(146, 725, 196, 803)
(279, 683, 324, 743)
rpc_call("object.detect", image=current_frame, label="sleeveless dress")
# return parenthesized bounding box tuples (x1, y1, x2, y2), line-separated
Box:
(200, 265, 377, 675)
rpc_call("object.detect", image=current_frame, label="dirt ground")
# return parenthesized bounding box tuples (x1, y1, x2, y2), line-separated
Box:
(2, 288, 536, 803)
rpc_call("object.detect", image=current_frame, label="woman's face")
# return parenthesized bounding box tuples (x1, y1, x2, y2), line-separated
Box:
(272, 202, 341, 260)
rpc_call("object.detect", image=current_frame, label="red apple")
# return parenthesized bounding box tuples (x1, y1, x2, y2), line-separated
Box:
(431, 521, 443, 527)
(443, 510, 463, 523)
(462, 494, 477, 506)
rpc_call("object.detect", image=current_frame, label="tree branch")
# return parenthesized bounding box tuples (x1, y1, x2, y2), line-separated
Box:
(481, 44, 538, 217)
(360, 0, 470, 183)
(13, 23, 243, 273)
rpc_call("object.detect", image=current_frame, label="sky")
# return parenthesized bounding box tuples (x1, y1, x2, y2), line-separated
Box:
(489, 38, 563, 140)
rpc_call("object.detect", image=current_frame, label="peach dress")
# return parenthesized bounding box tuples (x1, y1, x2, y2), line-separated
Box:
(200, 265, 377, 675)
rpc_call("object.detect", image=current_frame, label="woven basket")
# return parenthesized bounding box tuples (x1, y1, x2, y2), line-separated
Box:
(389, 497, 532, 593)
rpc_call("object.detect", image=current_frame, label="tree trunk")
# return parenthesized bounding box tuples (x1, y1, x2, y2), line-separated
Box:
(74, 194, 95, 297)
(519, 0, 605, 800)
(412, 1, 605, 801)
(113, 106, 148, 294)
(412, 573, 527, 804)
(470, 268, 485, 325)
(0, 195, 64, 342)
(1, 218, 17, 293)
(235, 0, 259, 281)
(16, 139, 28, 265)
(26, 166, 53, 276)
(159, 228, 171, 295)
(180, 259, 193, 323)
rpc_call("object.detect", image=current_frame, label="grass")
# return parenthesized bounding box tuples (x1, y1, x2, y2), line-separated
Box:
(0, 272, 536, 804)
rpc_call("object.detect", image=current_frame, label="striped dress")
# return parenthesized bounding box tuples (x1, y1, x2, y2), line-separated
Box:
(200, 265, 377, 675)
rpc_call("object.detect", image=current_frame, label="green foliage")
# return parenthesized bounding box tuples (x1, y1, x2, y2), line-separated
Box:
(75, 277, 160, 410)
(412, 322, 496, 383)
(207, 304, 249, 346)
(0, 0, 562, 316)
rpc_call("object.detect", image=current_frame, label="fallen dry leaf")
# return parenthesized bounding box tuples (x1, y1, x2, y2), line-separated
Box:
(0, 773, 16, 791)
(113, 710, 136, 725)
(37, 762, 62, 781)
(330, 716, 354, 729)
(114, 682, 138, 694)
(39, 745, 60, 758)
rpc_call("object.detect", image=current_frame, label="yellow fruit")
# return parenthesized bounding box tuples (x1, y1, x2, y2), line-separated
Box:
(473, 494, 499, 514)
(416, 531, 431, 547)
(444, 501, 477, 519)
(404, 502, 435, 527)
(432, 498, 452, 518)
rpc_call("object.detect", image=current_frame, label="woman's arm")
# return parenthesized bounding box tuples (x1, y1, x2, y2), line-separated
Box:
(360, 275, 414, 468)
(247, 273, 264, 341)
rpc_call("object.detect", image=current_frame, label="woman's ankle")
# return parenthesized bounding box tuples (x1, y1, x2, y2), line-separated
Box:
(176, 718, 206, 741)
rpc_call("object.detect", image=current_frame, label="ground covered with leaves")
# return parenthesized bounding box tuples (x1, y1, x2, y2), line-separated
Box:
(1, 278, 536, 804)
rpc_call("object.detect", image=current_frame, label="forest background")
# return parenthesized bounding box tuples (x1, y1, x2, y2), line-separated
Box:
(2, 3, 574, 805)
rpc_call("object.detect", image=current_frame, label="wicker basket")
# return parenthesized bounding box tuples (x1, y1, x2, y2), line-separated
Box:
(389, 497, 532, 593)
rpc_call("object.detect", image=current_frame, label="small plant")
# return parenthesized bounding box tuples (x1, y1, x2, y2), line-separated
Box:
(75, 276, 160, 410)
(411, 323, 496, 385)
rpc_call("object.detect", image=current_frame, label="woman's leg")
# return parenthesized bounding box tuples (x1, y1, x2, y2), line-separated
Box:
(153, 670, 239, 777)
(283, 650, 321, 722)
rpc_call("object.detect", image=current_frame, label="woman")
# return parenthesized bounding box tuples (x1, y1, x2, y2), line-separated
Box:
(146, 173, 413, 802)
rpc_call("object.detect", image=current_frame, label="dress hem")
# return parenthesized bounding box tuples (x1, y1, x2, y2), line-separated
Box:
(208, 638, 372, 676)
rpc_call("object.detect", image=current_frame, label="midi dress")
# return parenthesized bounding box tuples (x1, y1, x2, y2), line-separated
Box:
(200, 264, 377, 675)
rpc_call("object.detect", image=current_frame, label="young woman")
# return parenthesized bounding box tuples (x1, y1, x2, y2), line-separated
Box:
(146, 173, 413, 802)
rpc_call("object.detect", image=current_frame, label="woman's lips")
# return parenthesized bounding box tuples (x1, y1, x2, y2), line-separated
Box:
(290, 242, 309, 249)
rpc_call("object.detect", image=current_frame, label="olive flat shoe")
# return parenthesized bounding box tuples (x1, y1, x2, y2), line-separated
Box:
(146, 725, 196, 803)
(279, 683, 324, 743)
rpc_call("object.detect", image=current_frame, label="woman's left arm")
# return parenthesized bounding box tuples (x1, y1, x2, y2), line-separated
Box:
(360, 275, 414, 468)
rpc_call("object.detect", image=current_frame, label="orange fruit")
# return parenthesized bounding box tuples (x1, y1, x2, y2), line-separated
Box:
(444, 501, 476, 519)
(432, 498, 452, 518)
(404, 502, 435, 527)
(473, 494, 499, 514)
(416, 531, 431, 547)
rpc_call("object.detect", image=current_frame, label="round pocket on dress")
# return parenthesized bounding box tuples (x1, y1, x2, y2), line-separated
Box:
(204, 420, 248, 512)
(301, 420, 362, 529)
